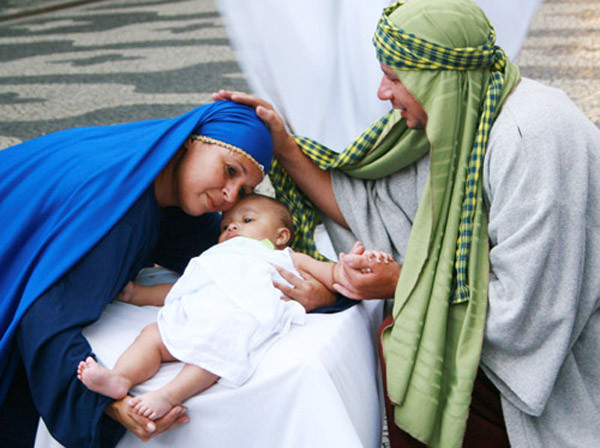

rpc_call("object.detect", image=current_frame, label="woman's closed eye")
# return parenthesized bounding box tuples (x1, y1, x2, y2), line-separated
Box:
(226, 164, 237, 177)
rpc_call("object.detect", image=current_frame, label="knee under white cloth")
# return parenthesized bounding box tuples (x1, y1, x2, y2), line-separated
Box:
(157, 237, 306, 387)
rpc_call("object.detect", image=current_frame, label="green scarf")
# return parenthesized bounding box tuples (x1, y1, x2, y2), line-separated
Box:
(270, 1, 519, 445)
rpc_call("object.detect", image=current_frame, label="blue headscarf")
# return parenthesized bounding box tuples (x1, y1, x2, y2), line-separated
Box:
(0, 100, 272, 400)
(193, 101, 273, 173)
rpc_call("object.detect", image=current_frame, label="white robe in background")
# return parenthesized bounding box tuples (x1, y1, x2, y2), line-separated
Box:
(216, 0, 542, 152)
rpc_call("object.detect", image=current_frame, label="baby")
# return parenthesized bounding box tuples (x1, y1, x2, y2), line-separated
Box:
(77, 194, 392, 420)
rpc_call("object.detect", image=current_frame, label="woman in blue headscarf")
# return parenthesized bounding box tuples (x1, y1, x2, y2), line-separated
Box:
(0, 100, 277, 447)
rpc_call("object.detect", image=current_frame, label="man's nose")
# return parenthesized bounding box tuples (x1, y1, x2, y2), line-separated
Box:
(377, 75, 392, 101)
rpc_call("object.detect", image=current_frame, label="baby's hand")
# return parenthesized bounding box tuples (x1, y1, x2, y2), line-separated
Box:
(115, 281, 135, 303)
(360, 250, 394, 273)
(364, 249, 393, 263)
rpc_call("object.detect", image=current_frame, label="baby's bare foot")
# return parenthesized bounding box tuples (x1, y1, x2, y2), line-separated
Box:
(77, 356, 130, 399)
(128, 391, 175, 420)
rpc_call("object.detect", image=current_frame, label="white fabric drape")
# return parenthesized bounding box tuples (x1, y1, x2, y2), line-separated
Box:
(216, 0, 542, 152)
(35, 299, 384, 448)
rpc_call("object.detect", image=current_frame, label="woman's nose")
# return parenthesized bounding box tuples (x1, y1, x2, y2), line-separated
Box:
(222, 182, 240, 204)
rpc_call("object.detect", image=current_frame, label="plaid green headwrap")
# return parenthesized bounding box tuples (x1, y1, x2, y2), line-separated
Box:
(270, 2, 519, 444)
(374, 1, 510, 304)
(374, 1, 519, 446)
(374, 2, 503, 71)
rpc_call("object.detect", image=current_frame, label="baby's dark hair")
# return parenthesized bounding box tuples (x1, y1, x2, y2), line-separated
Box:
(245, 193, 295, 244)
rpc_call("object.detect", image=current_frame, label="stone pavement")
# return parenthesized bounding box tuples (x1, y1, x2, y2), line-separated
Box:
(0, 0, 109, 22)
(0, 0, 597, 447)
(515, 0, 599, 128)
(0, 0, 250, 148)
(0, 0, 597, 152)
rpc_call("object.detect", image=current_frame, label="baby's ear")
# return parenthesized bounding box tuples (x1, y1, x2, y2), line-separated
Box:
(275, 227, 291, 249)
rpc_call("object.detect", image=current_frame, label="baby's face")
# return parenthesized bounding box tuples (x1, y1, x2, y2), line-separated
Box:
(219, 198, 282, 246)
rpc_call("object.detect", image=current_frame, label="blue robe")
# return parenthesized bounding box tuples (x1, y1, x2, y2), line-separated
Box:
(0, 104, 224, 389)
(0, 100, 354, 447)
(0, 104, 225, 447)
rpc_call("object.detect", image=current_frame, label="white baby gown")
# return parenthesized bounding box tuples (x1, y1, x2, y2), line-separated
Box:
(157, 237, 306, 387)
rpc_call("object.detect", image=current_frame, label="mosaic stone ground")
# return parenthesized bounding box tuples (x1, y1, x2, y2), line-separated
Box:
(0, 1, 598, 447)
(0, 0, 249, 148)
(515, 0, 599, 129)
(0, 0, 597, 151)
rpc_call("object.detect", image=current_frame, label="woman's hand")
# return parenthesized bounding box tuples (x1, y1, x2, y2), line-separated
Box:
(105, 396, 189, 441)
(211, 90, 292, 157)
(115, 281, 134, 303)
(333, 242, 401, 300)
(274, 266, 337, 312)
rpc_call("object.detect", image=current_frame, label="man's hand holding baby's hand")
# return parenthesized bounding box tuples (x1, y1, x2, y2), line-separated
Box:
(360, 249, 394, 273)
(333, 241, 400, 300)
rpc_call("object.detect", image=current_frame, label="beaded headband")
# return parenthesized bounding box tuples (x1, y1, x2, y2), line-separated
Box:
(191, 134, 265, 179)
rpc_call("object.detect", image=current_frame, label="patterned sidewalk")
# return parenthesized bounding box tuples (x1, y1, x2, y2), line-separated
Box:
(516, 0, 599, 127)
(0, 0, 249, 148)
(0, 1, 597, 447)
(0, 0, 597, 151)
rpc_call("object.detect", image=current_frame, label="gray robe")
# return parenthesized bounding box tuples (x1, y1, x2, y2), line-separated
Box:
(323, 78, 600, 447)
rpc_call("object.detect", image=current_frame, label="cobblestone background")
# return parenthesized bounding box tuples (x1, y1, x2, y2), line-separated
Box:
(0, 1, 597, 446)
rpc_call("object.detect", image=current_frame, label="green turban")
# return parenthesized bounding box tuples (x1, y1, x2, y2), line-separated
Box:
(270, 1, 520, 443)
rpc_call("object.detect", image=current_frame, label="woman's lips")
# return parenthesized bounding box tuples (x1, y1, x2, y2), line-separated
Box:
(206, 194, 217, 211)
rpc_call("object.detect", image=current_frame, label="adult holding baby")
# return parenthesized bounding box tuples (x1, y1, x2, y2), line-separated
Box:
(215, 0, 600, 446)
(0, 100, 332, 447)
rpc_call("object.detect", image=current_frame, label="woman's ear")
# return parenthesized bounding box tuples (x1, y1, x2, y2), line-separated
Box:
(275, 227, 291, 249)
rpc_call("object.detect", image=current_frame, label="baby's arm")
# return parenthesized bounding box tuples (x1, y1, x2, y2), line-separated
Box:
(289, 252, 338, 291)
(115, 281, 173, 306)
(289, 244, 395, 290)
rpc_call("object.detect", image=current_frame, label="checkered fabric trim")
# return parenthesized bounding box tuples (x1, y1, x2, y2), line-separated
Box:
(373, 1, 508, 304)
(269, 112, 393, 260)
(373, 2, 502, 72)
(452, 69, 505, 303)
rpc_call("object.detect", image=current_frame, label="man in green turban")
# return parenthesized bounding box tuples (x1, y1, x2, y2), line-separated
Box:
(215, 0, 600, 446)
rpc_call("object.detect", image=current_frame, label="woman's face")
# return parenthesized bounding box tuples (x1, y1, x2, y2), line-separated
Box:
(377, 63, 428, 130)
(175, 139, 263, 216)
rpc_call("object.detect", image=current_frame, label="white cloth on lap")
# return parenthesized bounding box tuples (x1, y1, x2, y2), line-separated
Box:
(35, 224, 383, 448)
(36, 299, 383, 448)
(157, 237, 305, 387)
